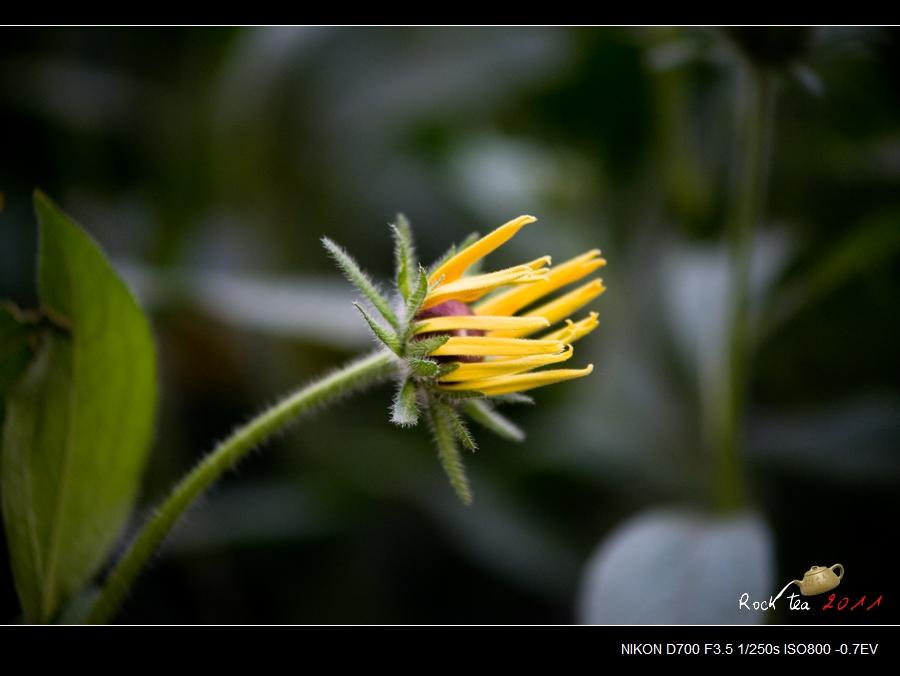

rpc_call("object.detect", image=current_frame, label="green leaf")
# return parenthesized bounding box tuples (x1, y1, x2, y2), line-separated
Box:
(322, 237, 399, 329)
(0, 304, 35, 408)
(1, 192, 156, 623)
(391, 377, 420, 427)
(426, 397, 472, 505)
(354, 303, 401, 355)
(391, 214, 417, 301)
(463, 399, 525, 442)
(405, 334, 449, 359)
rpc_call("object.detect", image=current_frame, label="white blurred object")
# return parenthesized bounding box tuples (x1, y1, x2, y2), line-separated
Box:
(578, 509, 774, 624)
(662, 229, 792, 379)
(119, 263, 372, 350)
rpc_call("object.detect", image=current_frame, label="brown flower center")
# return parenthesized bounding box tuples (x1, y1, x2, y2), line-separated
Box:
(414, 299, 484, 363)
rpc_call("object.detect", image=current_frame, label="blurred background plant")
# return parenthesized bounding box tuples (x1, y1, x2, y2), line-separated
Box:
(1, 26, 898, 623)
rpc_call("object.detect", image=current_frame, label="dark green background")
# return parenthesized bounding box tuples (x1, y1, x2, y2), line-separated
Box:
(1, 27, 898, 624)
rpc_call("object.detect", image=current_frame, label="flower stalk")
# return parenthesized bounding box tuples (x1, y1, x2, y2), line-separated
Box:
(84, 350, 397, 624)
(326, 214, 603, 505)
(83, 213, 604, 622)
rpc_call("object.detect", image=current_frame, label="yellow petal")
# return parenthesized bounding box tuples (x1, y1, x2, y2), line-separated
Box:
(440, 364, 594, 396)
(428, 215, 536, 286)
(542, 312, 599, 343)
(431, 336, 565, 357)
(421, 266, 547, 309)
(523, 255, 552, 271)
(438, 346, 573, 382)
(414, 315, 550, 334)
(475, 249, 605, 317)
(488, 280, 605, 338)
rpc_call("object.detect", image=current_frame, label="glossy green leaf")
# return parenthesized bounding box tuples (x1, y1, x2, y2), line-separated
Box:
(1, 193, 156, 623)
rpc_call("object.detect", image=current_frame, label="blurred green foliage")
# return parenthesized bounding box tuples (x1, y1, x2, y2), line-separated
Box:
(1, 27, 898, 623)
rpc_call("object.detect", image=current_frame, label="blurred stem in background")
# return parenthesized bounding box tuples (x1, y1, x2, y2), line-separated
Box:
(712, 27, 815, 513)
(712, 47, 779, 513)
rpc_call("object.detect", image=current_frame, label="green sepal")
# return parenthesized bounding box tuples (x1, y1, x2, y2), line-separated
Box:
(354, 303, 401, 355)
(405, 334, 449, 359)
(488, 392, 535, 405)
(391, 214, 417, 302)
(401, 267, 429, 341)
(463, 399, 525, 442)
(323, 237, 399, 329)
(439, 388, 486, 400)
(436, 401, 477, 453)
(409, 359, 458, 380)
(434, 362, 460, 378)
(426, 397, 472, 505)
(407, 358, 440, 378)
(390, 377, 420, 427)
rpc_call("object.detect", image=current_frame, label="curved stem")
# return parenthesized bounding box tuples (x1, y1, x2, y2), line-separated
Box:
(714, 66, 777, 512)
(84, 350, 397, 624)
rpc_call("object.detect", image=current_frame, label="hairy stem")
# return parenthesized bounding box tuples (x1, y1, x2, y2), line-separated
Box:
(84, 350, 397, 624)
